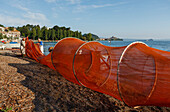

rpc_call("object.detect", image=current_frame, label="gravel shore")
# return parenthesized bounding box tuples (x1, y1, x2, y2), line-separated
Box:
(0, 50, 169, 112)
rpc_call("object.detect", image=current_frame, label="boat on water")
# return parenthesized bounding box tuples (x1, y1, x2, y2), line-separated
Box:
(3, 42, 20, 49)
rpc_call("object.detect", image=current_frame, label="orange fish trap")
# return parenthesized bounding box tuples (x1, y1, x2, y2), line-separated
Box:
(25, 38, 170, 107)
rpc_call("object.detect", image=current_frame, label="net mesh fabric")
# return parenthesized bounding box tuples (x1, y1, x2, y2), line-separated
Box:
(25, 38, 170, 107)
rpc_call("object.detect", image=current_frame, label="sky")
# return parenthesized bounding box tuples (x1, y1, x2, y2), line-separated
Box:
(0, 0, 170, 39)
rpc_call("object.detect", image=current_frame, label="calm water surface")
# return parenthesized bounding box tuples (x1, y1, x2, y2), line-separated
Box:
(43, 40, 170, 55)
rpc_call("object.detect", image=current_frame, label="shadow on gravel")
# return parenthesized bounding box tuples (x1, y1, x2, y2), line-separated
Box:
(7, 54, 170, 112)
(0, 50, 169, 112)
(8, 57, 125, 112)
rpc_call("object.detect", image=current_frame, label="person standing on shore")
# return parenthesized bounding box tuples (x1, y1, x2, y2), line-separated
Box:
(38, 38, 44, 53)
(20, 37, 26, 57)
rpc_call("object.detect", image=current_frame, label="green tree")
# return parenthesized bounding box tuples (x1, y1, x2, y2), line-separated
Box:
(25, 27, 30, 37)
(44, 29, 48, 40)
(59, 29, 63, 39)
(79, 32, 82, 39)
(75, 31, 79, 38)
(86, 33, 92, 41)
(8, 27, 14, 31)
(70, 31, 73, 37)
(63, 30, 67, 38)
(0, 33, 3, 39)
(39, 31, 43, 40)
(0, 24, 4, 27)
(36, 25, 40, 39)
(82, 36, 86, 40)
(53, 25, 59, 30)
(32, 27, 36, 40)
(4, 35, 7, 39)
(51, 29, 55, 40)
(67, 30, 71, 37)
(16, 24, 96, 41)
(22, 33, 25, 37)
(48, 29, 52, 40)
(56, 30, 60, 40)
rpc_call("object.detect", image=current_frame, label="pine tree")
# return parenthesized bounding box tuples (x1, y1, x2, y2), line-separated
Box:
(51, 29, 55, 40)
(36, 25, 40, 39)
(32, 27, 36, 40)
(56, 30, 60, 40)
(59, 29, 63, 39)
(63, 30, 67, 38)
(67, 30, 71, 37)
(48, 30, 52, 40)
(42, 29, 48, 40)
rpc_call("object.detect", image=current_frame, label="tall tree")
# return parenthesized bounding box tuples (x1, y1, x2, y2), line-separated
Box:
(44, 29, 48, 40)
(0, 24, 4, 27)
(79, 32, 82, 39)
(70, 31, 73, 37)
(48, 29, 52, 40)
(25, 26, 30, 37)
(59, 29, 63, 39)
(16, 24, 96, 41)
(51, 29, 55, 40)
(36, 25, 40, 39)
(63, 30, 67, 38)
(32, 27, 36, 40)
(88, 33, 92, 40)
(86, 33, 92, 41)
(75, 31, 79, 38)
(67, 30, 71, 37)
(56, 30, 60, 40)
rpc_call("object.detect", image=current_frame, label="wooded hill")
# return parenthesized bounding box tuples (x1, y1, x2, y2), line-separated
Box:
(16, 24, 96, 41)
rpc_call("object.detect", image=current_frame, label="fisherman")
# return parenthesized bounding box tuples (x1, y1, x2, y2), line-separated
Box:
(20, 37, 26, 56)
(38, 38, 44, 53)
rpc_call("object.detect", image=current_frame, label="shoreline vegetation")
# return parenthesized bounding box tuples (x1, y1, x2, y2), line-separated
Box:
(16, 24, 98, 41)
(0, 50, 170, 111)
(1, 24, 123, 42)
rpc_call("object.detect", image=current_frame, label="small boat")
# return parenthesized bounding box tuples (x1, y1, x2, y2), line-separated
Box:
(4, 42, 20, 49)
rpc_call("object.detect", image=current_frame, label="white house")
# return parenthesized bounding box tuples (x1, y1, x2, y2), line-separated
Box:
(0, 27, 20, 38)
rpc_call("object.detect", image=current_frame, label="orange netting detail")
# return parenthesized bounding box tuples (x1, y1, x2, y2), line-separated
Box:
(25, 38, 170, 107)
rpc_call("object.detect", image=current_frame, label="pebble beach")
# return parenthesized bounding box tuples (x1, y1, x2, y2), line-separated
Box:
(0, 50, 170, 112)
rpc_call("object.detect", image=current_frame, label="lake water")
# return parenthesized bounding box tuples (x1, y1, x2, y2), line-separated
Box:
(43, 40, 170, 55)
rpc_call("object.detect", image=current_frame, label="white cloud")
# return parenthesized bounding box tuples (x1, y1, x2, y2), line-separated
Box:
(13, 4, 48, 22)
(45, 0, 81, 4)
(73, 2, 127, 13)
(92, 4, 115, 8)
(9, 2, 50, 26)
(0, 4, 49, 26)
(45, 0, 57, 3)
(92, 2, 127, 8)
(23, 12, 48, 21)
(0, 14, 31, 26)
(0, 13, 50, 27)
(13, 4, 29, 11)
(66, 0, 81, 4)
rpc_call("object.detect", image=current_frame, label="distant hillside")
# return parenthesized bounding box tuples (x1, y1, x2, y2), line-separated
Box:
(99, 36, 123, 41)
(109, 36, 123, 41)
(83, 33, 99, 40)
